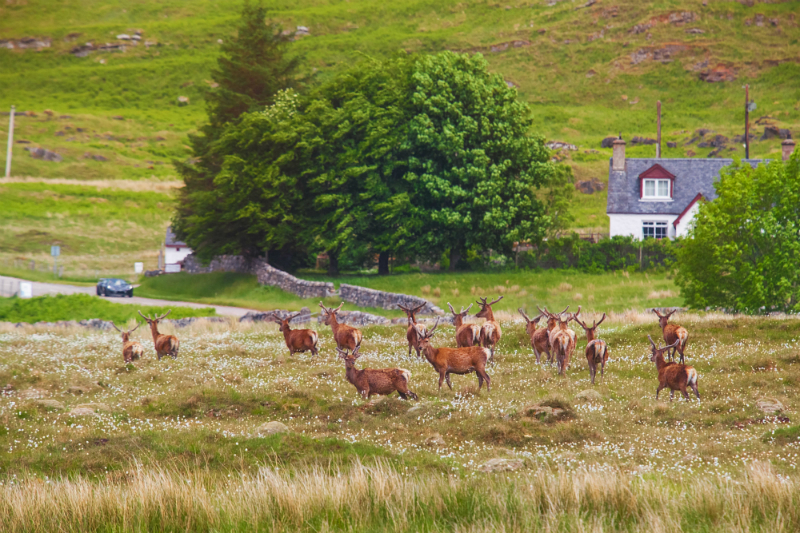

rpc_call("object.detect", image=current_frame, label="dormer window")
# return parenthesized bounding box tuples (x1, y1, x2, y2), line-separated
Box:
(638, 164, 675, 201)
(643, 179, 670, 199)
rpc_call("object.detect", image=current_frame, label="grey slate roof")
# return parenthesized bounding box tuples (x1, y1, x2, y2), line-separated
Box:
(606, 158, 764, 215)
(165, 226, 187, 246)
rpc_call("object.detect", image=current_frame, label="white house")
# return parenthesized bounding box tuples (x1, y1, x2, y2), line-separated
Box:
(605, 138, 796, 240)
(164, 226, 192, 271)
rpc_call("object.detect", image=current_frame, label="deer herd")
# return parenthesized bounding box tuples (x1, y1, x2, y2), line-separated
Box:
(111, 303, 699, 403)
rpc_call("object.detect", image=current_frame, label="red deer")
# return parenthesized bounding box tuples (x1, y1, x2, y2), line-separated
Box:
(574, 313, 609, 384)
(267, 312, 319, 357)
(337, 346, 418, 400)
(398, 303, 427, 358)
(447, 302, 481, 348)
(648, 335, 699, 401)
(475, 296, 503, 362)
(319, 302, 363, 352)
(548, 307, 579, 375)
(138, 310, 179, 360)
(517, 308, 544, 359)
(653, 309, 689, 363)
(111, 322, 143, 363)
(417, 319, 491, 393)
(533, 306, 569, 364)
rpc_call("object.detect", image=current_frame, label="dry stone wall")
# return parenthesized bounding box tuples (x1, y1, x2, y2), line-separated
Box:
(339, 284, 443, 315)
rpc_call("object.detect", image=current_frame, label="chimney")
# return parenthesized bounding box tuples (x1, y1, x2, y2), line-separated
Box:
(612, 137, 626, 171)
(782, 139, 796, 162)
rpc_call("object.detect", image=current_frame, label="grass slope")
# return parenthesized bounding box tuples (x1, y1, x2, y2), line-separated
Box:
(135, 269, 683, 316)
(0, 293, 214, 322)
(2, 0, 799, 233)
(1, 315, 800, 529)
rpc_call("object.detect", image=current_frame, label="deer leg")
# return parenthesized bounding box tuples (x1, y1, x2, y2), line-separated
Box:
(398, 391, 408, 400)
(408, 390, 419, 401)
(438, 373, 445, 392)
(691, 383, 700, 400)
(445, 373, 453, 390)
(480, 369, 491, 393)
(656, 384, 664, 399)
(408, 344, 413, 358)
(670, 390, 675, 401)
(680, 386, 690, 400)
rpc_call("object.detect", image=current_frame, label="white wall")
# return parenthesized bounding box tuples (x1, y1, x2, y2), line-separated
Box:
(674, 202, 700, 238)
(609, 214, 677, 240)
(165, 246, 192, 266)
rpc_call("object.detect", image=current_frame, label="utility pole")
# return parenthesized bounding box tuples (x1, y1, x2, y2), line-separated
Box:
(656, 100, 662, 158)
(5, 105, 14, 178)
(745, 85, 750, 160)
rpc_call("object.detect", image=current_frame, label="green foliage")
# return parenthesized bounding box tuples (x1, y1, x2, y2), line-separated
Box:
(405, 52, 553, 269)
(520, 234, 678, 273)
(676, 155, 800, 313)
(0, 293, 214, 323)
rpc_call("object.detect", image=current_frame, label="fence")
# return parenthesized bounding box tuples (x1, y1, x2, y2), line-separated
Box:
(0, 278, 21, 297)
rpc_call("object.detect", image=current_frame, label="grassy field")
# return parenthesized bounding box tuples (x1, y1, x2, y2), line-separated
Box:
(2, 0, 799, 233)
(1, 313, 800, 530)
(135, 269, 684, 317)
(0, 293, 215, 323)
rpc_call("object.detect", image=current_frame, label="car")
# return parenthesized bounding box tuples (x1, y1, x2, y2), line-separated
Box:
(96, 278, 133, 297)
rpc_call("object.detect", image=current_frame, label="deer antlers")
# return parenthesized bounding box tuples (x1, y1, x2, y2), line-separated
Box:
(111, 322, 140, 334)
(398, 303, 426, 314)
(574, 312, 606, 330)
(518, 308, 543, 323)
(447, 302, 473, 315)
(337, 345, 361, 360)
(319, 302, 344, 314)
(421, 317, 440, 339)
(648, 334, 679, 351)
(138, 310, 171, 322)
(476, 296, 503, 307)
(653, 308, 677, 319)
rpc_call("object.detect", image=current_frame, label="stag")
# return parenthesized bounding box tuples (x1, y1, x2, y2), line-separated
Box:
(319, 302, 363, 352)
(475, 296, 503, 362)
(267, 312, 318, 357)
(111, 322, 143, 363)
(447, 302, 481, 348)
(574, 313, 609, 384)
(648, 335, 699, 401)
(138, 310, 179, 360)
(518, 308, 544, 358)
(398, 303, 427, 358)
(338, 346, 418, 400)
(417, 319, 491, 393)
(533, 306, 569, 364)
(652, 309, 689, 363)
(548, 306, 579, 375)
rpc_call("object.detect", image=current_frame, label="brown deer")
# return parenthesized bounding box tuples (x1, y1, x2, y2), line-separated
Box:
(533, 306, 569, 364)
(138, 310, 179, 360)
(648, 335, 699, 401)
(447, 302, 481, 348)
(267, 312, 319, 357)
(518, 308, 544, 358)
(652, 309, 689, 363)
(548, 307, 579, 375)
(417, 319, 491, 393)
(111, 322, 143, 363)
(319, 302, 363, 352)
(475, 296, 503, 362)
(574, 313, 609, 385)
(398, 303, 427, 358)
(337, 346, 418, 400)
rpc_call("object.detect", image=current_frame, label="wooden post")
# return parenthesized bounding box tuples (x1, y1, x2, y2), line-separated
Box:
(656, 101, 662, 158)
(5, 105, 14, 178)
(745, 85, 750, 160)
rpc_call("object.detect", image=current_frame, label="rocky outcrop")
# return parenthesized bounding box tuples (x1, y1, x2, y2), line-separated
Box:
(575, 178, 605, 194)
(25, 146, 62, 162)
(339, 284, 442, 315)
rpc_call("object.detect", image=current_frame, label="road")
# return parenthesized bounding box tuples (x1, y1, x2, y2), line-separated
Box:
(0, 275, 257, 318)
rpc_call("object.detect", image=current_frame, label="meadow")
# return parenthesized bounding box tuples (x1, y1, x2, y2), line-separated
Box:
(1, 312, 799, 530)
(135, 269, 685, 317)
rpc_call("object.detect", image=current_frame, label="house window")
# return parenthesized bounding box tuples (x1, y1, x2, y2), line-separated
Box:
(176, 248, 181, 252)
(643, 178, 671, 199)
(643, 221, 668, 240)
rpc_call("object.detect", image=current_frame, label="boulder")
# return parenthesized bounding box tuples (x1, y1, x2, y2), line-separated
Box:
(546, 141, 577, 151)
(601, 136, 617, 149)
(67, 385, 91, 395)
(25, 147, 62, 162)
(76, 403, 111, 412)
(575, 389, 602, 402)
(424, 433, 446, 447)
(478, 458, 524, 473)
(757, 398, 785, 415)
(667, 141, 677, 148)
(630, 136, 657, 146)
(19, 388, 48, 399)
(575, 178, 605, 194)
(68, 407, 97, 417)
(35, 399, 64, 410)
(177, 96, 190, 106)
(258, 421, 289, 435)
(760, 126, 780, 141)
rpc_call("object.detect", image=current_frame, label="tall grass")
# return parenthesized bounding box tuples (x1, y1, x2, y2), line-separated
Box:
(1, 461, 798, 532)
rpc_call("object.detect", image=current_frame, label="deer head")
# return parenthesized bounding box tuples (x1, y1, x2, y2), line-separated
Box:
(475, 296, 503, 320)
(574, 312, 606, 340)
(319, 302, 344, 326)
(138, 310, 170, 334)
(111, 321, 140, 342)
(447, 302, 473, 325)
(417, 317, 440, 350)
(268, 312, 300, 332)
(337, 345, 361, 368)
(648, 335, 679, 362)
(652, 308, 676, 328)
(518, 308, 543, 335)
(398, 303, 426, 324)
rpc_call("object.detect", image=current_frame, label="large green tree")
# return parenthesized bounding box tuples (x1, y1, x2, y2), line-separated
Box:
(676, 155, 800, 313)
(403, 52, 554, 269)
(173, 1, 301, 261)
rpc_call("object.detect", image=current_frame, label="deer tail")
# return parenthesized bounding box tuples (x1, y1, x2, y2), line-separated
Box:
(399, 369, 412, 383)
(686, 367, 698, 386)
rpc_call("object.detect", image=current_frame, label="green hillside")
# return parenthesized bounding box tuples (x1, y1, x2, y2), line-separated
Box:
(1, 0, 799, 236)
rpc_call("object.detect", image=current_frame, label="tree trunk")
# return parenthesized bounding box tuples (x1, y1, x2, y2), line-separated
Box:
(327, 251, 339, 277)
(378, 251, 390, 276)
(449, 247, 462, 272)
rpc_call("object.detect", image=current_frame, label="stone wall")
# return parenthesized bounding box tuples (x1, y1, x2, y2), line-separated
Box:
(339, 284, 443, 315)
(182, 254, 256, 275)
(255, 262, 335, 299)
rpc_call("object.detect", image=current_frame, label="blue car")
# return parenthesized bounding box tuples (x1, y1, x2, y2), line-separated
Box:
(96, 278, 133, 297)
